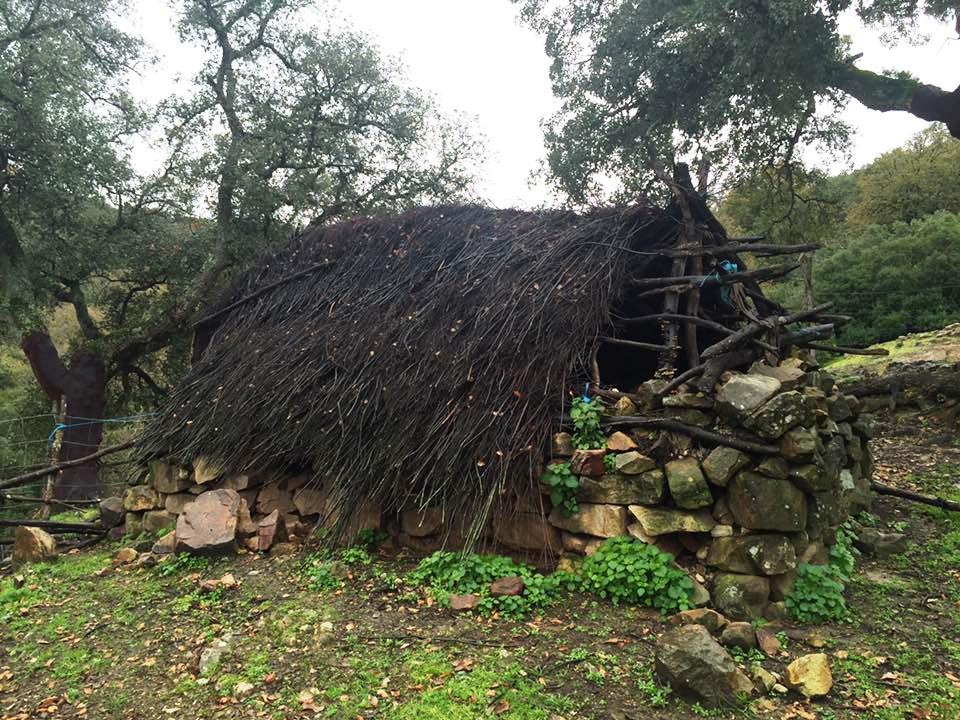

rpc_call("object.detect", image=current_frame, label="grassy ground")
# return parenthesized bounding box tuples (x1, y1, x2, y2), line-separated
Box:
(1, 447, 959, 719)
(825, 323, 960, 376)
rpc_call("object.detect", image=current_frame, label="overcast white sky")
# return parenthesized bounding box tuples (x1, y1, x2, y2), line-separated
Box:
(128, 1, 960, 209)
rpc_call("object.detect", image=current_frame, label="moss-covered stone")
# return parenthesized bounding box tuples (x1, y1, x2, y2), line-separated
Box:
(705, 534, 797, 576)
(728, 471, 807, 532)
(577, 471, 663, 505)
(713, 573, 770, 620)
(748, 391, 809, 439)
(702, 446, 750, 487)
(756, 456, 789, 480)
(780, 426, 819, 462)
(628, 506, 716, 536)
(665, 458, 712, 509)
(614, 450, 657, 475)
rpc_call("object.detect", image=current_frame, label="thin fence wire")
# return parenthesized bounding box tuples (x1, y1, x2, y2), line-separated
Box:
(0, 413, 147, 543)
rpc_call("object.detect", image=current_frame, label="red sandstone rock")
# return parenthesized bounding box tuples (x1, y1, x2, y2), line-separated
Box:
(175, 488, 241, 554)
(570, 449, 606, 477)
(257, 510, 288, 551)
(490, 576, 525, 597)
(450, 594, 480, 610)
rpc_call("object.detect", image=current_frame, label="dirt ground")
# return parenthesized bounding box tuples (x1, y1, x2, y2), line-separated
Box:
(1, 422, 958, 720)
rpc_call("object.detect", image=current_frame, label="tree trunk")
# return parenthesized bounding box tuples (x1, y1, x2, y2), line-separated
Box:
(20, 332, 106, 501)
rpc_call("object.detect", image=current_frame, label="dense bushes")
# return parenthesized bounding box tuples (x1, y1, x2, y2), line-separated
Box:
(579, 537, 693, 614)
(813, 212, 960, 345)
(786, 525, 857, 622)
(409, 538, 693, 618)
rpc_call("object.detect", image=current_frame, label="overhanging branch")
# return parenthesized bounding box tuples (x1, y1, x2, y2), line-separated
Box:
(834, 64, 960, 138)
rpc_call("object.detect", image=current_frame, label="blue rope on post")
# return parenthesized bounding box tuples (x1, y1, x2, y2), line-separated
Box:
(47, 414, 157, 447)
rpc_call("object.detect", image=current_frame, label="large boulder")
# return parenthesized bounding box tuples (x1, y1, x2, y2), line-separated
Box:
(143, 509, 177, 533)
(98, 496, 124, 528)
(570, 449, 605, 477)
(786, 654, 833, 698)
(780, 426, 819, 462)
(149, 461, 192, 494)
(728, 472, 807, 532)
(756, 456, 789, 480)
(702, 447, 750, 487)
(629, 506, 715, 536)
(577, 471, 663, 505)
(192, 456, 225, 485)
(853, 528, 907, 558)
(256, 482, 296, 515)
(713, 573, 770, 620)
(749, 363, 805, 391)
(705, 534, 797, 576)
(494, 512, 560, 552)
(164, 493, 195, 515)
(748, 391, 809, 439)
(292, 486, 327, 517)
(549, 503, 626, 537)
(124, 512, 144, 536)
(123, 485, 160, 512)
(826, 395, 853, 422)
(665, 458, 712, 509)
(175, 488, 242, 554)
(788, 462, 832, 493)
(256, 510, 288, 551)
(606, 431, 637, 451)
(400, 507, 445, 537)
(614, 451, 657, 475)
(717, 374, 781, 421)
(655, 624, 754, 707)
(12, 526, 57, 567)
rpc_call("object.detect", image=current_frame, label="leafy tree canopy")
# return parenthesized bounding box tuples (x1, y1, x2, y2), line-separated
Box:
(516, 0, 960, 203)
(814, 211, 960, 344)
(4, 0, 482, 413)
(846, 126, 960, 226)
(0, 0, 143, 300)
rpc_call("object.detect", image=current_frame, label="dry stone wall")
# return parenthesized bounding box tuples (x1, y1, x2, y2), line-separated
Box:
(111, 357, 873, 619)
(545, 357, 875, 620)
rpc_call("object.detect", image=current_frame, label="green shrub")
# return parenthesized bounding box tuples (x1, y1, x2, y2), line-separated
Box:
(154, 553, 211, 578)
(302, 555, 343, 592)
(339, 546, 372, 566)
(540, 461, 580, 516)
(813, 212, 960, 345)
(408, 551, 577, 618)
(786, 525, 857, 622)
(355, 527, 388, 549)
(570, 395, 605, 449)
(579, 537, 693, 614)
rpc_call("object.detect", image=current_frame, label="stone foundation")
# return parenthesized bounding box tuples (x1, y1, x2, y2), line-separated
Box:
(541, 358, 874, 619)
(116, 357, 873, 619)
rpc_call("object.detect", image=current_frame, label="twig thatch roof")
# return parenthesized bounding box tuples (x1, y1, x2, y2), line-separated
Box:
(141, 204, 683, 537)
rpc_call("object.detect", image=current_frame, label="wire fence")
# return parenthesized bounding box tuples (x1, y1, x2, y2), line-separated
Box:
(0, 413, 151, 540)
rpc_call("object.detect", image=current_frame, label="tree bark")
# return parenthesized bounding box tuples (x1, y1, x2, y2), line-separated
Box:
(20, 332, 106, 501)
(834, 64, 960, 138)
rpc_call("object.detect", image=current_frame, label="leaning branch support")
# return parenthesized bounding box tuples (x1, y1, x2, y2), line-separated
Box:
(871, 481, 960, 513)
(563, 415, 779, 455)
(0, 439, 140, 491)
(0, 518, 106, 534)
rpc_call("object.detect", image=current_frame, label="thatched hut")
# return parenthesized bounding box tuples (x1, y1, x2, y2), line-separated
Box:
(134, 196, 873, 604)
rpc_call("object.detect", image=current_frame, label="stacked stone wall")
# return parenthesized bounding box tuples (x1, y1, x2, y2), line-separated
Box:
(544, 358, 875, 619)
(112, 357, 874, 619)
